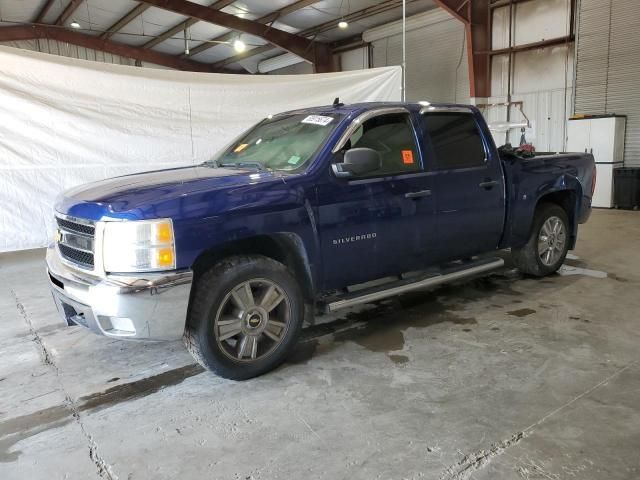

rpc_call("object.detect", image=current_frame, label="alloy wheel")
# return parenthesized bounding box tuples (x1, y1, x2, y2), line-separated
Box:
(537, 216, 567, 266)
(214, 278, 291, 363)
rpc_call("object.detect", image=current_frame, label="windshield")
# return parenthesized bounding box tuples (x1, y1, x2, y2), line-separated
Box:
(210, 113, 343, 172)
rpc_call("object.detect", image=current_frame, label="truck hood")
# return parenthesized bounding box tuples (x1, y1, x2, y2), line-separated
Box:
(57, 165, 283, 220)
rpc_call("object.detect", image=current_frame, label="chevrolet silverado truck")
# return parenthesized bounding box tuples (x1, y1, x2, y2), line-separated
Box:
(47, 102, 596, 379)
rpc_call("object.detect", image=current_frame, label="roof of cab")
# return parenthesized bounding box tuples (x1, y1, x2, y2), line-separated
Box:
(275, 101, 477, 118)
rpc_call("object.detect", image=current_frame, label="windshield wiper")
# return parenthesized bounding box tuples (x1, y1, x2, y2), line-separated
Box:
(219, 161, 267, 171)
(201, 159, 220, 168)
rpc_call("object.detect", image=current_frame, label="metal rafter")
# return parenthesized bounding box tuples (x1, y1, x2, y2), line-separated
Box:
(433, 0, 490, 98)
(484, 35, 574, 55)
(432, 0, 470, 22)
(467, 0, 490, 98)
(139, 0, 322, 63)
(184, 0, 319, 58)
(33, 0, 56, 23)
(489, 0, 535, 8)
(55, 0, 84, 26)
(142, 0, 236, 50)
(100, 4, 152, 40)
(211, 0, 409, 69)
(0, 25, 232, 73)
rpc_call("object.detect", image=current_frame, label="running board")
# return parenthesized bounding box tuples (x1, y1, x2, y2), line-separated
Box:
(324, 257, 505, 313)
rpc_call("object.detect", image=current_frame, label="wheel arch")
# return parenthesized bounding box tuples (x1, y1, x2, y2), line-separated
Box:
(190, 233, 315, 304)
(534, 187, 581, 248)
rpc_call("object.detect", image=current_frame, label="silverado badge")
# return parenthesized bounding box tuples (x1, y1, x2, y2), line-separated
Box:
(332, 233, 377, 245)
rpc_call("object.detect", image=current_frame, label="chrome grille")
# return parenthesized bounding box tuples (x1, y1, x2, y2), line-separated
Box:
(55, 215, 95, 270)
(59, 244, 95, 268)
(56, 217, 95, 236)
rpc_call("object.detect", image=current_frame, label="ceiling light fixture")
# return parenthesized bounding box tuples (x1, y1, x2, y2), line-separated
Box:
(233, 39, 246, 53)
(70, 20, 81, 29)
(338, 0, 350, 29)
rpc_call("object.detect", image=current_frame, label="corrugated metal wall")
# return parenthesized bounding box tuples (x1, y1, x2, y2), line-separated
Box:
(266, 61, 313, 75)
(0, 39, 136, 66)
(367, 10, 469, 104)
(338, 46, 369, 72)
(487, 0, 573, 152)
(0, 40, 170, 70)
(575, 0, 640, 166)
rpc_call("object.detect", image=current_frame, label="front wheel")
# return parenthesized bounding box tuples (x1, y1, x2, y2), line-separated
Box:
(512, 203, 570, 277)
(184, 255, 304, 380)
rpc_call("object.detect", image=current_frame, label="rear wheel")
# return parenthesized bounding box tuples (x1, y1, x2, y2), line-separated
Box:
(184, 255, 304, 380)
(512, 203, 570, 277)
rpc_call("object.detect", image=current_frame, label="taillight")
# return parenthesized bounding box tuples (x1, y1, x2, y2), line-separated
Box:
(591, 165, 597, 196)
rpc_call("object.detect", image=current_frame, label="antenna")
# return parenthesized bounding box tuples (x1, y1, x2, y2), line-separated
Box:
(333, 97, 344, 107)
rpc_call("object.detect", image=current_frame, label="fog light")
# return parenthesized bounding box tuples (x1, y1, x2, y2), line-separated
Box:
(98, 316, 136, 335)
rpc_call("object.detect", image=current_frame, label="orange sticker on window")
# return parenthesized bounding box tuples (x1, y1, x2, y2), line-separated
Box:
(402, 150, 414, 164)
(234, 143, 249, 153)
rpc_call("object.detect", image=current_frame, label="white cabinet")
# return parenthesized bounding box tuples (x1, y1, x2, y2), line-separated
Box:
(567, 116, 626, 208)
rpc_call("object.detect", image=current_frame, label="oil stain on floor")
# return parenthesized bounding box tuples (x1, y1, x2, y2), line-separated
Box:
(292, 280, 497, 366)
(507, 308, 537, 317)
(0, 363, 203, 462)
(2, 270, 527, 462)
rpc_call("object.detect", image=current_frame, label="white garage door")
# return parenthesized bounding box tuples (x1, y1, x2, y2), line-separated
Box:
(575, 0, 640, 166)
(365, 9, 470, 104)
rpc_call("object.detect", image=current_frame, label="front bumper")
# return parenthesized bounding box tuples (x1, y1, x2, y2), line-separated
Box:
(46, 246, 193, 341)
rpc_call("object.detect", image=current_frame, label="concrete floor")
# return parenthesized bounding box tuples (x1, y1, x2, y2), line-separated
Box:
(1, 209, 639, 480)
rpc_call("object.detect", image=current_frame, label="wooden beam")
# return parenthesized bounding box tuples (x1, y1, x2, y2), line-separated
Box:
(100, 4, 152, 40)
(185, 0, 319, 58)
(33, 0, 56, 23)
(55, 0, 84, 26)
(0, 25, 230, 73)
(211, 0, 408, 68)
(142, 0, 236, 50)
(139, 0, 319, 62)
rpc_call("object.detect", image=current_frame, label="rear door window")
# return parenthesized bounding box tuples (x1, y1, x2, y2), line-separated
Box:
(422, 112, 486, 169)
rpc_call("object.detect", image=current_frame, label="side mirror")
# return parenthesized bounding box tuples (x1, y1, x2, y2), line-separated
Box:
(332, 148, 381, 178)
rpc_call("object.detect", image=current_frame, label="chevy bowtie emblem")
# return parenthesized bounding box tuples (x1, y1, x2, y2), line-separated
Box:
(54, 229, 62, 243)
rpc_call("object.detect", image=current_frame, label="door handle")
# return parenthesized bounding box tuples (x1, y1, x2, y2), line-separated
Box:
(405, 189, 432, 199)
(479, 180, 498, 190)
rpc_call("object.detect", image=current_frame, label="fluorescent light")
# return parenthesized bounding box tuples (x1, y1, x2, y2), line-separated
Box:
(233, 39, 246, 53)
(338, 20, 349, 29)
(70, 21, 81, 29)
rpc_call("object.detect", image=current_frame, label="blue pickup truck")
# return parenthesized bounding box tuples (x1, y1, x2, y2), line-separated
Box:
(47, 101, 595, 379)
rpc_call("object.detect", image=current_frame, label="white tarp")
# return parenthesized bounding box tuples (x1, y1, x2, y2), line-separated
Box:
(0, 47, 401, 252)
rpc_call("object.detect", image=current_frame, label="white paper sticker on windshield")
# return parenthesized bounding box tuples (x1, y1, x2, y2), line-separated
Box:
(301, 115, 333, 126)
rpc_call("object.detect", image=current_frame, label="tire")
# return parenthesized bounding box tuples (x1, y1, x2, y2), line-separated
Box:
(512, 203, 570, 277)
(184, 255, 304, 380)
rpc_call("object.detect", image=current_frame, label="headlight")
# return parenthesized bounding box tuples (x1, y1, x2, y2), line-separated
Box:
(102, 219, 176, 273)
